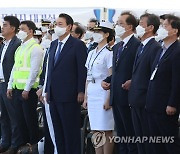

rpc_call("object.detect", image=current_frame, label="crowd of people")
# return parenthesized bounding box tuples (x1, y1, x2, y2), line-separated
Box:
(0, 11, 179, 154)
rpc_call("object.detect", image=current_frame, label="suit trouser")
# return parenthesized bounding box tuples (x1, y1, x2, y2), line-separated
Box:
(131, 107, 152, 154)
(0, 83, 23, 148)
(12, 88, 39, 145)
(147, 111, 180, 154)
(49, 100, 81, 154)
(112, 102, 138, 154)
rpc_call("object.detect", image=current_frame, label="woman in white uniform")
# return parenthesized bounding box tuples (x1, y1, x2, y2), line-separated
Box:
(83, 21, 115, 154)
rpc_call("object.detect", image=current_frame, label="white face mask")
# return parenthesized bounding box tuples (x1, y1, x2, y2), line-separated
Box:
(92, 33, 104, 43)
(115, 35, 122, 43)
(41, 26, 48, 33)
(155, 27, 169, 41)
(40, 39, 51, 49)
(52, 33, 58, 41)
(84, 31, 94, 40)
(17, 30, 28, 41)
(115, 25, 126, 37)
(34, 38, 40, 44)
(54, 26, 66, 37)
(136, 25, 146, 38)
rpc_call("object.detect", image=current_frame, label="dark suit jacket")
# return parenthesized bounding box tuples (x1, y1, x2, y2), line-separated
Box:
(0, 36, 21, 85)
(146, 40, 180, 114)
(128, 38, 161, 107)
(39, 49, 50, 87)
(87, 42, 98, 53)
(46, 35, 87, 103)
(104, 35, 140, 106)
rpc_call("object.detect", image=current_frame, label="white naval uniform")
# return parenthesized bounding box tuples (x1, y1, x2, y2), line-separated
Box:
(85, 45, 114, 131)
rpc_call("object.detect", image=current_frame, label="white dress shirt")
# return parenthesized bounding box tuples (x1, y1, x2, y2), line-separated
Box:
(142, 36, 155, 46)
(122, 34, 134, 48)
(0, 39, 11, 79)
(160, 41, 175, 58)
(8, 38, 44, 91)
(55, 34, 70, 57)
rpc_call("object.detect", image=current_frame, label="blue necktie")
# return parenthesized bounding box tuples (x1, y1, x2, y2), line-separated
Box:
(116, 41, 124, 65)
(54, 42, 63, 65)
(137, 43, 144, 57)
(134, 43, 144, 66)
(156, 46, 166, 66)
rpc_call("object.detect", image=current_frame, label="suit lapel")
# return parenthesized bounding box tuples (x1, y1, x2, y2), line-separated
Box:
(113, 43, 121, 71)
(49, 39, 58, 71)
(116, 36, 134, 69)
(114, 42, 121, 61)
(0, 44, 5, 57)
(3, 36, 17, 61)
(54, 35, 73, 68)
(158, 40, 178, 66)
(151, 48, 162, 71)
(133, 38, 154, 73)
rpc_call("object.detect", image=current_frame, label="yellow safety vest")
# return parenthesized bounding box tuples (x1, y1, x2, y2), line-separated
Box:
(12, 39, 42, 90)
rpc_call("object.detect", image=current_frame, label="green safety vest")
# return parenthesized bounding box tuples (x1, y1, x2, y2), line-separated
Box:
(12, 39, 42, 90)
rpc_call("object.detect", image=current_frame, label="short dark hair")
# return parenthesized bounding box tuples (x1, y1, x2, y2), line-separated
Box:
(121, 11, 138, 31)
(59, 13, 74, 27)
(164, 14, 180, 37)
(4, 16, 20, 33)
(21, 20, 36, 33)
(140, 13, 160, 34)
(73, 22, 85, 39)
(100, 28, 115, 43)
(89, 18, 98, 24)
(160, 14, 168, 20)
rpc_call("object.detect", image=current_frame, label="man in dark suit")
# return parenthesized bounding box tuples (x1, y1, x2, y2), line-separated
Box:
(0, 16, 23, 153)
(146, 15, 180, 154)
(128, 13, 161, 154)
(45, 13, 87, 154)
(102, 12, 140, 154)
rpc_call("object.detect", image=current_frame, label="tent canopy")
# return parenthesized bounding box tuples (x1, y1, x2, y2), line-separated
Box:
(1, 0, 180, 10)
(0, 0, 179, 25)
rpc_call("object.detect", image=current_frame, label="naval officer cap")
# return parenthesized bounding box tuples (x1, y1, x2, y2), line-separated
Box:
(34, 29, 42, 36)
(41, 19, 51, 25)
(93, 21, 114, 30)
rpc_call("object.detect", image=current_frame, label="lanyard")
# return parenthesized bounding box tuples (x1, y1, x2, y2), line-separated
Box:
(87, 45, 107, 71)
(155, 48, 166, 68)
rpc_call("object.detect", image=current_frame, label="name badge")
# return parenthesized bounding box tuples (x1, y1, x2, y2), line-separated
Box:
(87, 70, 93, 81)
(150, 67, 158, 80)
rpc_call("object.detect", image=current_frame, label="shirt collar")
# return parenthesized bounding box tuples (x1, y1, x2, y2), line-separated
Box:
(162, 40, 176, 51)
(3, 39, 11, 46)
(58, 34, 70, 44)
(22, 37, 34, 46)
(122, 34, 134, 47)
(142, 36, 154, 46)
(94, 43, 108, 53)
